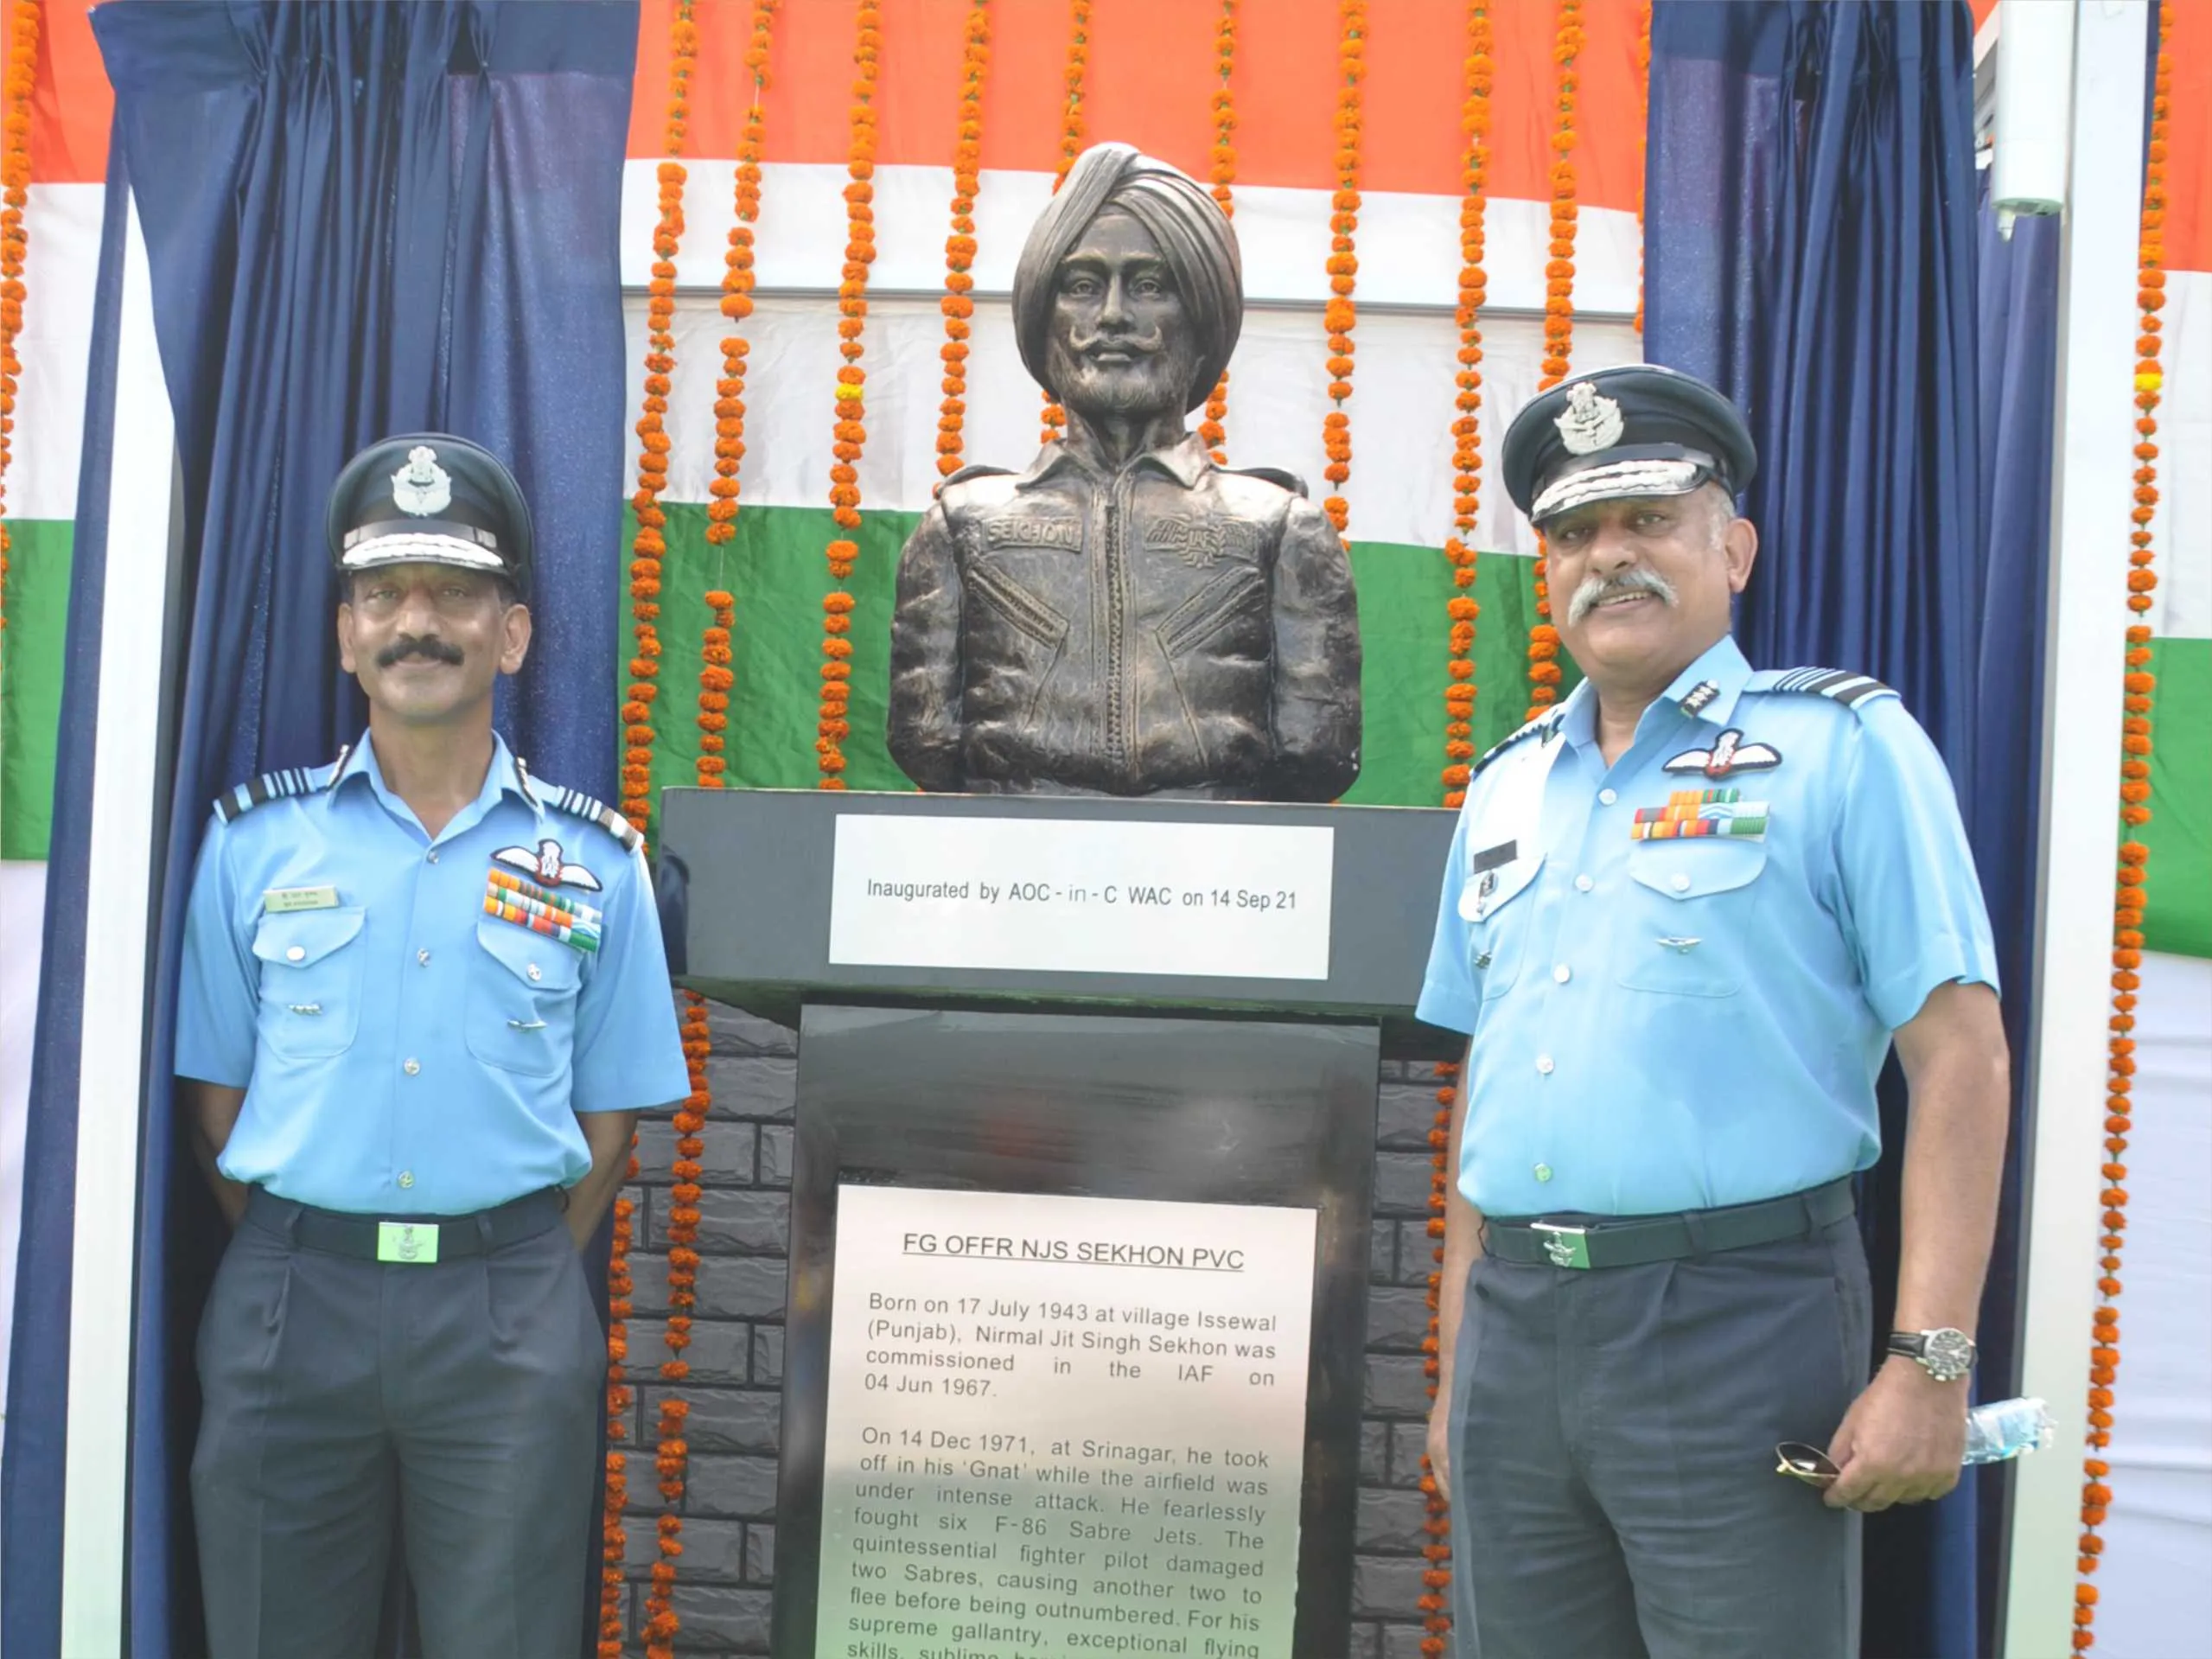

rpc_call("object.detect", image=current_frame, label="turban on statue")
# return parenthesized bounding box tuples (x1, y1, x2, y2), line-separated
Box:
(1011, 143, 1244, 414)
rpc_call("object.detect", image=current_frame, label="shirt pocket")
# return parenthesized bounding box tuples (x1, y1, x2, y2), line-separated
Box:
(1618, 838, 1768, 998)
(252, 907, 367, 1059)
(1459, 853, 1545, 999)
(467, 916, 584, 1077)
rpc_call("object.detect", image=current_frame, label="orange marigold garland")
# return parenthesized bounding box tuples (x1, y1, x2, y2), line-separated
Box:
(704, 0, 778, 550)
(2075, 8, 2171, 1648)
(819, 1, 883, 791)
(1040, 0, 1092, 444)
(606, 12, 694, 1649)
(1419, 1059, 1460, 1656)
(936, 0, 992, 480)
(641, 994, 715, 1655)
(0, 0, 41, 682)
(1439, 3, 1493, 810)
(1199, 0, 1239, 463)
(1319, 0, 1367, 535)
(622, 3, 698, 836)
(1525, 0, 1583, 723)
(597, 1164, 640, 1656)
(648, 13, 775, 1630)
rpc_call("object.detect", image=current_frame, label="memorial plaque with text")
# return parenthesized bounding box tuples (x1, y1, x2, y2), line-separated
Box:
(816, 1185, 1318, 1659)
(827, 815, 1335, 980)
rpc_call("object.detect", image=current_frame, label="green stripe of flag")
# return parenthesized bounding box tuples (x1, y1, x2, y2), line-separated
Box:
(2141, 637, 2210, 959)
(1, 519, 73, 861)
(623, 501, 1572, 836)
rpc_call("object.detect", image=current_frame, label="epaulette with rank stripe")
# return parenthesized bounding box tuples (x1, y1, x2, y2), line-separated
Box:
(1469, 707, 1566, 782)
(535, 780, 644, 855)
(211, 744, 351, 823)
(933, 461, 1015, 496)
(1749, 667, 1898, 709)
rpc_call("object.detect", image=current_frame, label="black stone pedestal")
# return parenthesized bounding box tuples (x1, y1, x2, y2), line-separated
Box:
(657, 787, 1458, 1657)
(774, 1005, 1380, 1656)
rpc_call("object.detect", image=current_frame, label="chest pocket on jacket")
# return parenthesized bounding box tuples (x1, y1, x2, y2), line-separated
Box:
(252, 907, 367, 1059)
(1618, 838, 1768, 998)
(1460, 854, 1544, 999)
(1156, 566, 1268, 660)
(467, 917, 584, 1077)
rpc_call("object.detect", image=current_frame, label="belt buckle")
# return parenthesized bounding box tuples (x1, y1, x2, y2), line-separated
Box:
(377, 1221, 440, 1265)
(1530, 1222, 1590, 1270)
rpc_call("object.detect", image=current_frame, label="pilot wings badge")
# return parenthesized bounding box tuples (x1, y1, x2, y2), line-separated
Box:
(493, 838, 603, 892)
(391, 445, 452, 517)
(1663, 728, 1782, 779)
(1554, 381, 1625, 456)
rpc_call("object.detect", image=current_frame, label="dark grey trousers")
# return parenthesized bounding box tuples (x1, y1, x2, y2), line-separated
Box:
(191, 1200, 604, 1659)
(1446, 1216, 1871, 1659)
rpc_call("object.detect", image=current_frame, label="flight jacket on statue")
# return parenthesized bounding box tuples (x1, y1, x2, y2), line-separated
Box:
(886, 432, 1362, 801)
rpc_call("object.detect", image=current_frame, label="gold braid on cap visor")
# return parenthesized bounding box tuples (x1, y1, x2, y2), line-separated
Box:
(1531, 456, 1708, 524)
(339, 524, 508, 574)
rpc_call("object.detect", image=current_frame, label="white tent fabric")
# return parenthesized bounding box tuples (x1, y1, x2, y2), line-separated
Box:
(2094, 949, 2212, 1659)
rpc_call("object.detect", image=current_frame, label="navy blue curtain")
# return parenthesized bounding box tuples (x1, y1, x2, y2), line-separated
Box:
(1967, 194, 2060, 1653)
(1647, 3, 2031, 1656)
(1, 5, 637, 1654)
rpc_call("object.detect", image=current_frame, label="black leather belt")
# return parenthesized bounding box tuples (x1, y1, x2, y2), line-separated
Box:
(1482, 1177, 1856, 1271)
(245, 1185, 567, 1263)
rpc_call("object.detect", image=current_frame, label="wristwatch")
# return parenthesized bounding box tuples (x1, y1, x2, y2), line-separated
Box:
(1887, 1328, 1976, 1382)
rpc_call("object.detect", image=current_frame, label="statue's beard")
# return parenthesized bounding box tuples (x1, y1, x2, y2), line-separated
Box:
(1045, 334, 1202, 426)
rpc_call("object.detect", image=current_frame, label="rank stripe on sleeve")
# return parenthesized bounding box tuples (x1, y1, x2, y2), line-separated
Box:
(213, 758, 341, 822)
(537, 782, 645, 855)
(1758, 667, 1896, 707)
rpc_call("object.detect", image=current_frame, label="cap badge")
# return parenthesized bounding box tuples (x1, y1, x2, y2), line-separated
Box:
(391, 445, 453, 517)
(1555, 381, 1624, 456)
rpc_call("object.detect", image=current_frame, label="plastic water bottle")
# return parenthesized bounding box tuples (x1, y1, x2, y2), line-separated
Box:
(1963, 1397, 2055, 1464)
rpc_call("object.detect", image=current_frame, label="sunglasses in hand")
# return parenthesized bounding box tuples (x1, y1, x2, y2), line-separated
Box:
(1775, 1442, 1840, 1489)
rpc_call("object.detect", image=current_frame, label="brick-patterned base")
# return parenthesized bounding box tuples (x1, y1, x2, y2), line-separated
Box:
(607, 1002, 1447, 1656)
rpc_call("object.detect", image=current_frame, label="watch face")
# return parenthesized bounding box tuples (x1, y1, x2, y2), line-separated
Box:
(1923, 1328, 1975, 1381)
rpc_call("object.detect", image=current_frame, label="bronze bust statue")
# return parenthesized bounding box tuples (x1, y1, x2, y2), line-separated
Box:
(886, 142, 1361, 800)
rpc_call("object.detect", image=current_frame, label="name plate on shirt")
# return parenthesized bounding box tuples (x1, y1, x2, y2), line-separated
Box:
(827, 814, 1335, 980)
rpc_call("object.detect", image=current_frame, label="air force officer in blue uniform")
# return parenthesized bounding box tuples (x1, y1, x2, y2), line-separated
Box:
(1419, 368, 2011, 1659)
(177, 435, 689, 1658)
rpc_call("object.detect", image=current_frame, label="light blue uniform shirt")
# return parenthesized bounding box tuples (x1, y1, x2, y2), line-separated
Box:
(177, 731, 691, 1215)
(1417, 636, 1998, 1218)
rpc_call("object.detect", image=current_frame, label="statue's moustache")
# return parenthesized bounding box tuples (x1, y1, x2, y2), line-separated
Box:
(1067, 332, 1163, 358)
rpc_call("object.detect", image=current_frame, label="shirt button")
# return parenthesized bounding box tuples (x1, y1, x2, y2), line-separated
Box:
(285, 945, 305, 962)
(1536, 1054, 1555, 1075)
(1671, 873, 1692, 893)
(1598, 788, 1618, 806)
(527, 963, 543, 982)
(403, 1058, 421, 1076)
(426, 849, 439, 865)
(397, 1171, 415, 1190)
(417, 948, 431, 967)
(1534, 1164, 1553, 1183)
(1575, 874, 1594, 893)
(1553, 964, 1571, 984)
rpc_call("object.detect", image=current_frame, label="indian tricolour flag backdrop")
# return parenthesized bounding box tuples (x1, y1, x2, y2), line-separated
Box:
(612, 0, 1653, 815)
(0, 0, 2208, 1373)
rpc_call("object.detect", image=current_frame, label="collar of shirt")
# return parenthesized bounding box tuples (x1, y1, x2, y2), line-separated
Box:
(1011, 430, 1213, 494)
(1556, 633, 1756, 758)
(329, 728, 540, 845)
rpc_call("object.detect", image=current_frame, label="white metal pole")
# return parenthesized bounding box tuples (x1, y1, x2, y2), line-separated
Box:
(2005, 3, 2151, 1656)
(58, 189, 175, 1658)
(1993, 0, 2077, 216)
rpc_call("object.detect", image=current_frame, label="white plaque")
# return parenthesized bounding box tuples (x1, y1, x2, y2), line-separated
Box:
(827, 814, 1335, 980)
(817, 1185, 1318, 1658)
